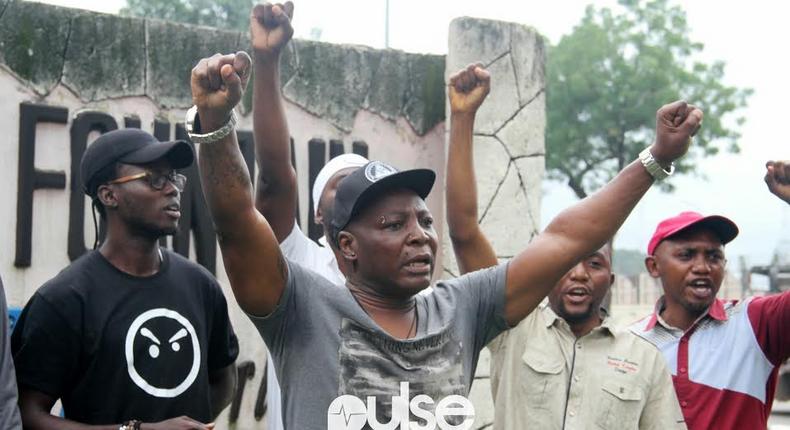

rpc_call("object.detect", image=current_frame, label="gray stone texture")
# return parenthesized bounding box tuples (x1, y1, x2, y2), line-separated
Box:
(473, 53, 521, 136)
(62, 13, 146, 100)
(145, 19, 243, 108)
(0, 1, 77, 94)
(497, 91, 546, 158)
(511, 26, 546, 106)
(447, 17, 510, 73)
(446, 17, 545, 429)
(0, 2, 444, 135)
(473, 135, 511, 218)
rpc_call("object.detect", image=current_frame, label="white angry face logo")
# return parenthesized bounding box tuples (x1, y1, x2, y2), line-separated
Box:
(124, 308, 201, 398)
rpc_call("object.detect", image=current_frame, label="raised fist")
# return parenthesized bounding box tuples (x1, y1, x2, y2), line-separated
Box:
(190, 51, 251, 130)
(448, 63, 491, 115)
(765, 160, 790, 205)
(251, 2, 294, 57)
(650, 100, 703, 166)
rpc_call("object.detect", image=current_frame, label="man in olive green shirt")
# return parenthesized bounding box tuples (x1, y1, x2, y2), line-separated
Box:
(445, 65, 686, 429)
(487, 243, 685, 430)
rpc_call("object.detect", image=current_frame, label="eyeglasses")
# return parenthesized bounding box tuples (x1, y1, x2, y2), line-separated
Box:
(106, 170, 187, 192)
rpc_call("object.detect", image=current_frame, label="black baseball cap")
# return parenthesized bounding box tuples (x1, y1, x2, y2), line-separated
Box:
(330, 161, 435, 239)
(80, 128, 194, 197)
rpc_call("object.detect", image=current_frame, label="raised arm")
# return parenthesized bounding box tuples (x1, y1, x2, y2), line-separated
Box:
(446, 64, 498, 274)
(251, 2, 298, 242)
(191, 52, 286, 317)
(765, 160, 790, 205)
(504, 101, 703, 325)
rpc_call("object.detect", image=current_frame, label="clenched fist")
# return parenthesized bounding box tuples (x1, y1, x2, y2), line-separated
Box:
(650, 101, 704, 167)
(251, 2, 294, 58)
(765, 160, 790, 205)
(448, 63, 490, 115)
(190, 51, 251, 131)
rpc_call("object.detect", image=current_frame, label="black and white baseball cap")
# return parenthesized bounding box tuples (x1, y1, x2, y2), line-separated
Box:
(330, 161, 435, 238)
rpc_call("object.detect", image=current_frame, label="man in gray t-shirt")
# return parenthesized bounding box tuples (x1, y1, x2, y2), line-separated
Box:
(0, 277, 22, 430)
(190, 44, 702, 429)
(253, 260, 508, 428)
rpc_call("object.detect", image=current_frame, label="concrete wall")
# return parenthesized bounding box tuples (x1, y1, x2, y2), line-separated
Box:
(444, 17, 546, 429)
(0, 1, 545, 428)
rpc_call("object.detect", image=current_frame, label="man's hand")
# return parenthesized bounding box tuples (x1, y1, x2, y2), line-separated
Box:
(251, 2, 294, 58)
(190, 51, 251, 131)
(765, 160, 790, 205)
(144, 416, 214, 430)
(448, 63, 491, 115)
(650, 100, 704, 166)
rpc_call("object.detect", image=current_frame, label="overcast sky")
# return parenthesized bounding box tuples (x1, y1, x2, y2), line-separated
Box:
(35, 0, 790, 283)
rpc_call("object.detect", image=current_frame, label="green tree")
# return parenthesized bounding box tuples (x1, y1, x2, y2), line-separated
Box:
(547, 0, 751, 198)
(120, 0, 255, 32)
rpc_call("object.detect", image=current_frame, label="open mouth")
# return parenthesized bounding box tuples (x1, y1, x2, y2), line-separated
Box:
(565, 286, 590, 304)
(404, 255, 432, 274)
(687, 279, 714, 299)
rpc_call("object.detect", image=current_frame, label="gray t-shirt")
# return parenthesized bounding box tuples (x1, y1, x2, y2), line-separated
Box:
(251, 260, 508, 429)
(0, 278, 22, 430)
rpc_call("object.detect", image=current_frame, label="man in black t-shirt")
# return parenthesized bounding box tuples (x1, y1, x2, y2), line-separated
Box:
(11, 129, 238, 430)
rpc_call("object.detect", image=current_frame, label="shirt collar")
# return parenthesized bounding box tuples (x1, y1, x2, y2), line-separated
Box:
(644, 296, 728, 331)
(318, 235, 330, 248)
(540, 303, 615, 337)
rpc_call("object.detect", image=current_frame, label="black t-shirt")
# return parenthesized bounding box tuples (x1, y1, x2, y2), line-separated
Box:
(11, 250, 238, 424)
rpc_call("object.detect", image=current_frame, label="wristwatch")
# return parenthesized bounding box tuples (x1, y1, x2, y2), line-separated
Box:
(119, 420, 141, 430)
(184, 105, 238, 144)
(639, 147, 674, 180)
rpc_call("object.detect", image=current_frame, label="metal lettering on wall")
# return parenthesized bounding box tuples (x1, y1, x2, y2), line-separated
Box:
(14, 102, 369, 273)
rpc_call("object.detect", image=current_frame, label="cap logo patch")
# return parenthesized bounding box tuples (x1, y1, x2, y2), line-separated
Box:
(364, 161, 397, 183)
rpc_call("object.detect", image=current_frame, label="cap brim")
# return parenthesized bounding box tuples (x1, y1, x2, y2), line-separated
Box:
(351, 168, 436, 219)
(119, 140, 194, 169)
(668, 215, 740, 246)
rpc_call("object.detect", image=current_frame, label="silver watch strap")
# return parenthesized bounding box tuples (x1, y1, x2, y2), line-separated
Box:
(639, 147, 674, 180)
(185, 105, 237, 144)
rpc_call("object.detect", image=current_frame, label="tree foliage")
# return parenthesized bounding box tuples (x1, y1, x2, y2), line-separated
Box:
(120, 0, 255, 32)
(546, 0, 751, 198)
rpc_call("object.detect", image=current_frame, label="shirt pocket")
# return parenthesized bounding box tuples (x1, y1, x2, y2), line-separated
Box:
(595, 380, 644, 429)
(520, 347, 564, 411)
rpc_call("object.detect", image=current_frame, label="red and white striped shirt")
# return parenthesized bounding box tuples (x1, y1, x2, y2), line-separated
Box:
(629, 292, 790, 430)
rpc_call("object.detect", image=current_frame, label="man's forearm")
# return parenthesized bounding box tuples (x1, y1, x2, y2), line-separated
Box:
(197, 115, 255, 235)
(446, 112, 479, 240)
(253, 54, 297, 216)
(209, 364, 237, 419)
(545, 159, 653, 257)
(253, 54, 295, 185)
(446, 111, 497, 273)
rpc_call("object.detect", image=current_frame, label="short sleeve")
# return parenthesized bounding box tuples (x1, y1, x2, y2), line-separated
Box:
(207, 283, 239, 372)
(247, 259, 313, 359)
(11, 293, 80, 398)
(747, 291, 790, 365)
(440, 263, 509, 352)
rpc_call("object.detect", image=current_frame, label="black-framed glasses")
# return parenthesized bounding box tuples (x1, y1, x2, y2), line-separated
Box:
(106, 170, 187, 192)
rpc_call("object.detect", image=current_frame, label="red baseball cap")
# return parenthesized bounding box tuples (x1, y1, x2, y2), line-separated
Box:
(647, 211, 739, 255)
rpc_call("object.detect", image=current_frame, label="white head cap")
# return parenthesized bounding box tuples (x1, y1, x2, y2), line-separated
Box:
(312, 153, 369, 216)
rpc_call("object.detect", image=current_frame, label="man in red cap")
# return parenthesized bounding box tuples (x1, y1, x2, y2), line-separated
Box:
(630, 161, 790, 430)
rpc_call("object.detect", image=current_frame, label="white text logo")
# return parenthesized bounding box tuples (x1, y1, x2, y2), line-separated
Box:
(327, 382, 474, 430)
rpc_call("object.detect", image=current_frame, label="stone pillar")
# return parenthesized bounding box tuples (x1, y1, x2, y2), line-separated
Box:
(445, 17, 546, 429)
